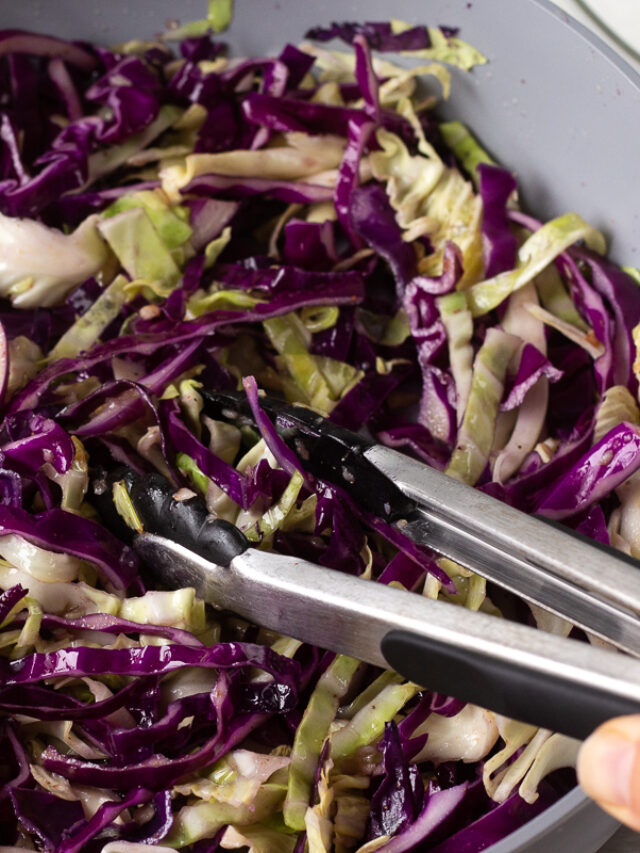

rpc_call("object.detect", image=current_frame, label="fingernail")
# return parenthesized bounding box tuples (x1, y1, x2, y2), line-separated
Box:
(578, 729, 637, 807)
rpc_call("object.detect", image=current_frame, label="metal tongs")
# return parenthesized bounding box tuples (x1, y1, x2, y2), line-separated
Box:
(130, 391, 640, 741)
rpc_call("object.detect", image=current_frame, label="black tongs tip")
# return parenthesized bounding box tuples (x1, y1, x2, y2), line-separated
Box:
(201, 389, 418, 525)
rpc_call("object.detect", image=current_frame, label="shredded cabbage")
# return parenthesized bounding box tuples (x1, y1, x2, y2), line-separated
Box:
(0, 10, 632, 852)
(0, 213, 108, 307)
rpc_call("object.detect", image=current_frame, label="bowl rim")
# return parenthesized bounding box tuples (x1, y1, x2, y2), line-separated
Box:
(523, 0, 640, 86)
(485, 787, 618, 853)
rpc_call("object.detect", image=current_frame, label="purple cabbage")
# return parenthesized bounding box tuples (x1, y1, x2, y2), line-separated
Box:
(0, 679, 158, 722)
(282, 219, 337, 269)
(0, 584, 27, 624)
(394, 691, 465, 761)
(0, 505, 139, 592)
(107, 691, 221, 761)
(0, 121, 93, 217)
(10, 611, 203, 647)
(573, 504, 610, 545)
(0, 113, 30, 185)
(378, 551, 429, 590)
(0, 721, 30, 802)
(315, 478, 454, 590)
(10, 274, 364, 416)
(41, 673, 270, 789)
(403, 243, 462, 443)
(180, 35, 226, 63)
(428, 784, 558, 853)
(61, 380, 173, 473)
(243, 92, 412, 144)
(10, 787, 85, 850)
(48, 57, 83, 121)
(501, 344, 563, 412)
(195, 99, 246, 154)
(278, 43, 315, 88)
(305, 22, 433, 52)
(0, 468, 26, 507)
(189, 198, 240, 250)
(335, 113, 376, 243)
(403, 242, 462, 345)
(184, 172, 335, 203)
(485, 410, 595, 514)
(316, 482, 367, 576)
(556, 252, 614, 394)
(377, 423, 450, 470)
(74, 341, 203, 438)
(579, 249, 640, 393)
(371, 783, 470, 851)
(212, 262, 362, 296)
(4, 52, 45, 167)
(351, 183, 417, 292)
(162, 398, 262, 509)
(329, 363, 413, 431)
(56, 787, 153, 853)
(0, 412, 74, 476)
(477, 163, 518, 277)
(243, 375, 306, 479)
(354, 34, 380, 121)
(4, 640, 300, 688)
(120, 789, 174, 844)
(85, 56, 160, 144)
(367, 508, 455, 590)
(368, 722, 425, 840)
(0, 30, 98, 70)
(243, 91, 363, 136)
(537, 422, 640, 519)
(51, 180, 162, 225)
(312, 306, 355, 361)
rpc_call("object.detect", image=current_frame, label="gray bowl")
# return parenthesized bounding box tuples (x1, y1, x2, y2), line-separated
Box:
(3, 0, 637, 849)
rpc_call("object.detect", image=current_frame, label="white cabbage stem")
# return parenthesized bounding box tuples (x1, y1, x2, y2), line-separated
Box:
(412, 704, 499, 764)
(0, 212, 108, 308)
(0, 535, 81, 583)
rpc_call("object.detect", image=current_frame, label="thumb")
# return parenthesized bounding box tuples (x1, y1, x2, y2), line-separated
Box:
(577, 716, 640, 831)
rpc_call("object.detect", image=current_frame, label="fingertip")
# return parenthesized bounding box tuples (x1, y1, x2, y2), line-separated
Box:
(578, 717, 640, 822)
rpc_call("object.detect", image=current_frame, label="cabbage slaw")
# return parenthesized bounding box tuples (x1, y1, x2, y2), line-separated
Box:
(0, 7, 637, 852)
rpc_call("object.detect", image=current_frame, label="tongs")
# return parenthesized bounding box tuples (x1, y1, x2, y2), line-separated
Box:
(128, 391, 640, 741)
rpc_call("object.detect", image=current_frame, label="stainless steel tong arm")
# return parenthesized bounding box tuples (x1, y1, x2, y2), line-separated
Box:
(135, 533, 640, 739)
(367, 445, 640, 655)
